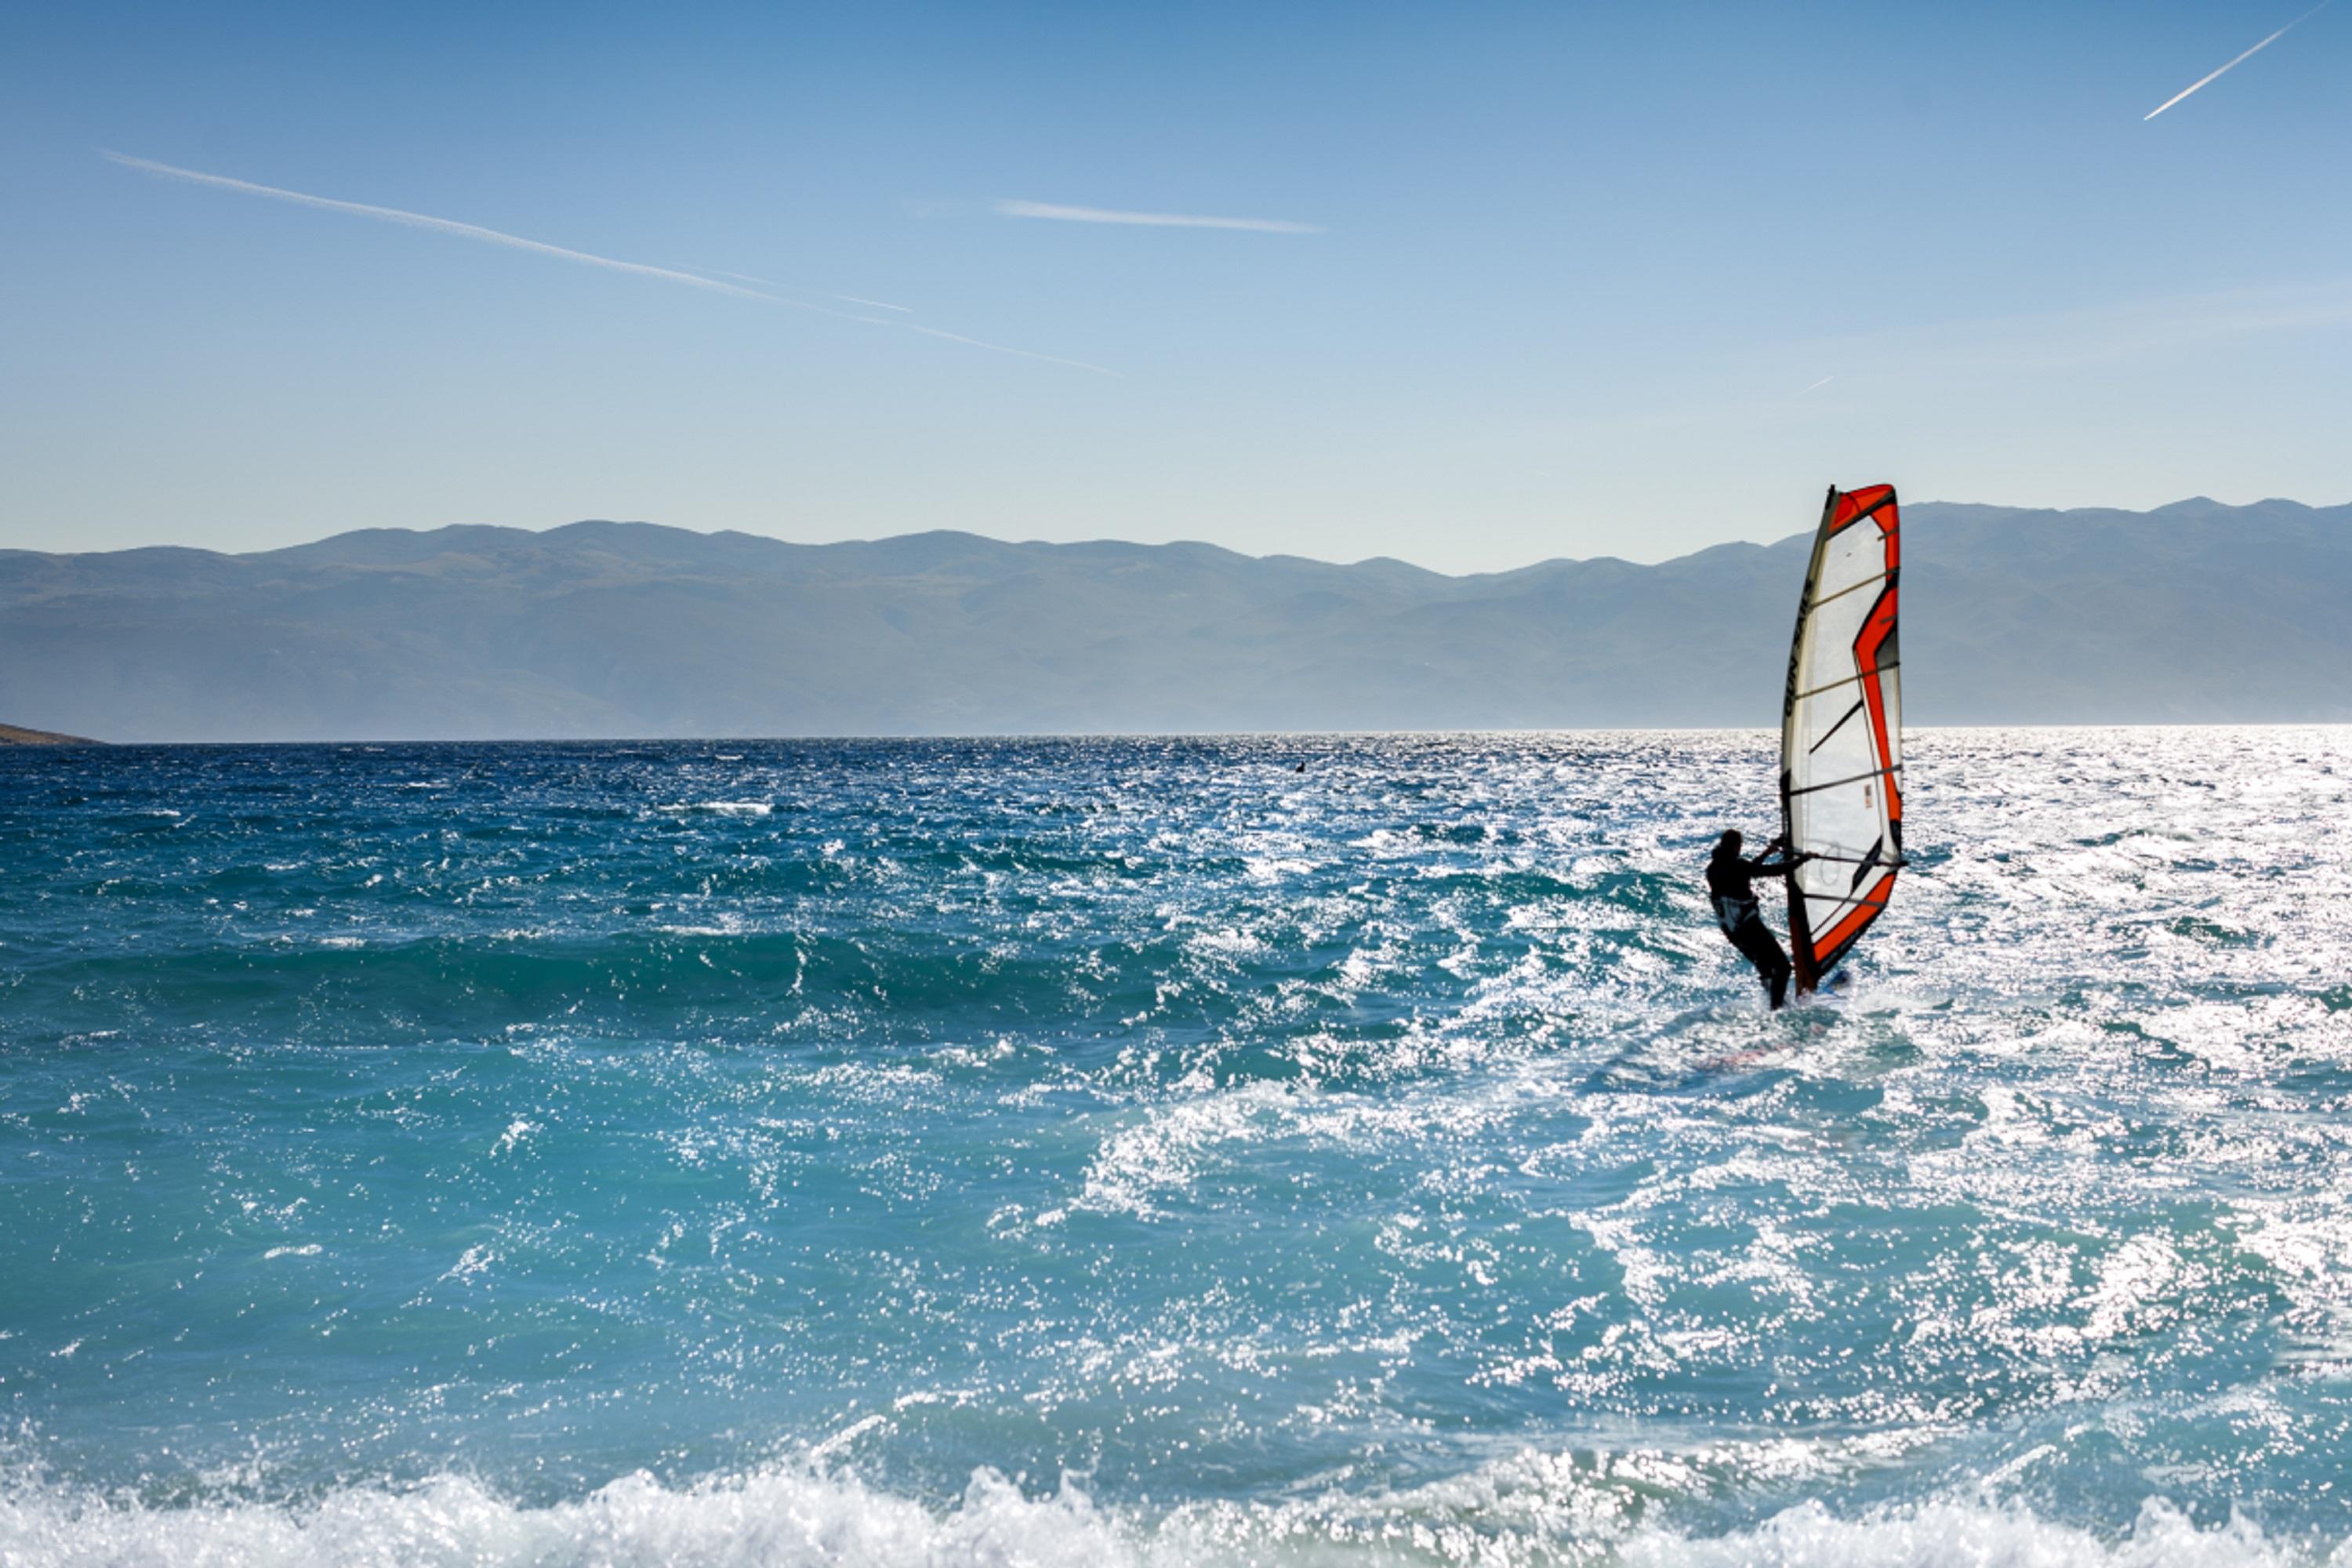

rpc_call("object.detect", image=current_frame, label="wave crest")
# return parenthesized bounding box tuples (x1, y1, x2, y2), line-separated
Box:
(0, 1463, 2332, 1568)
(0, 1465, 1132, 1568)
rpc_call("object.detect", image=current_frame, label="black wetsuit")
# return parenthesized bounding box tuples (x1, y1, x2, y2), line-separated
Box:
(1707, 844, 1796, 1009)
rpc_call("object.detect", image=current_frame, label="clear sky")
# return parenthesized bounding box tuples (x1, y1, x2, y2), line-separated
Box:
(2, 0, 2346, 571)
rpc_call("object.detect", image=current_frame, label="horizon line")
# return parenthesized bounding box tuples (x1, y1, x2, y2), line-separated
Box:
(9, 719, 2338, 750)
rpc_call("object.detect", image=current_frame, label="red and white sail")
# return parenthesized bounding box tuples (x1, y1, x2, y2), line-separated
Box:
(1780, 484, 1904, 992)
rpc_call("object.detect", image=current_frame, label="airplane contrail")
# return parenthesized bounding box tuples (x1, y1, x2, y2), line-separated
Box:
(684, 270, 913, 315)
(899, 322, 1119, 375)
(1800, 375, 1835, 394)
(103, 151, 1113, 373)
(995, 198, 1321, 234)
(670, 272, 913, 316)
(103, 151, 777, 299)
(709, 269, 774, 285)
(2144, 1, 2332, 120)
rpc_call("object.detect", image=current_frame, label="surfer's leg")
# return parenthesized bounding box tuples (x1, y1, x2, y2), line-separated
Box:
(1730, 919, 1791, 1009)
(1760, 931, 1791, 1010)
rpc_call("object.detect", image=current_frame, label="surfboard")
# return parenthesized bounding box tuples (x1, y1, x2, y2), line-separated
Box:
(1780, 484, 1904, 996)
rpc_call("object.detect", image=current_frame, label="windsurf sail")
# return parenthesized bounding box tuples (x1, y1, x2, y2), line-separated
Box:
(1780, 484, 1903, 993)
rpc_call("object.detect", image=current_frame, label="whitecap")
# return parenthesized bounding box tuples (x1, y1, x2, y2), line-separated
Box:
(1616, 1496, 2304, 1568)
(0, 1459, 2319, 1568)
(0, 1468, 1130, 1568)
(440, 1244, 497, 1283)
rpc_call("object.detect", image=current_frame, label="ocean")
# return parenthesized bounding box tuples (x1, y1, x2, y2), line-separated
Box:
(3, 730, 2349, 1566)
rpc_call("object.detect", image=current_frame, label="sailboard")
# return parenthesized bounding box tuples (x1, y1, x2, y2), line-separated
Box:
(1780, 484, 1904, 995)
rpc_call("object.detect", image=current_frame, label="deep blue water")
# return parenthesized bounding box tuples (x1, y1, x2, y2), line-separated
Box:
(4, 731, 2352, 1565)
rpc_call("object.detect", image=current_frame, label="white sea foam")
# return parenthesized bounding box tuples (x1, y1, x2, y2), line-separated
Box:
(0, 1466, 1133, 1568)
(0, 1464, 2334, 1568)
(655, 800, 773, 817)
(439, 1243, 496, 1283)
(1615, 1497, 2323, 1567)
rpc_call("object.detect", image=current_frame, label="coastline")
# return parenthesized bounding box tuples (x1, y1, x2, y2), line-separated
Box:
(0, 723, 100, 746)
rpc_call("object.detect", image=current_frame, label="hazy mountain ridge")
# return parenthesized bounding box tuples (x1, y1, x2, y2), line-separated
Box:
(0, 722, 100, 746)
(3, 498, 2346, 741)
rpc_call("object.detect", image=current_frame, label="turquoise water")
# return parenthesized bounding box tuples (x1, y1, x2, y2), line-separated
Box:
(4, 731, 2351, 1564)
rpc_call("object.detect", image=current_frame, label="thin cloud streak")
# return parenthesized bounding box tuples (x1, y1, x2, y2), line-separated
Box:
(103, 151, 775, 300)
(676, 271, 914, 318)
(2144, 1, 2331, 119)
(104, 151, 1112, 374)
(995, 198, 1320, 234)
(899, 322, 1116, 376)
(1800, 376, 1835, 394)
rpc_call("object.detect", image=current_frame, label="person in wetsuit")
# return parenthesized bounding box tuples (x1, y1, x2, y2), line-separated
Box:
(1706, 829, 1809, 1010)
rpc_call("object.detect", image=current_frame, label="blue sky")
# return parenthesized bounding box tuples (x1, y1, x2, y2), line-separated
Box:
(2, 0, 2346, 570)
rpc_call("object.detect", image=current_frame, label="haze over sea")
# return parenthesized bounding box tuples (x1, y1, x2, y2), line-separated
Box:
(6, 729, 2351, 1566)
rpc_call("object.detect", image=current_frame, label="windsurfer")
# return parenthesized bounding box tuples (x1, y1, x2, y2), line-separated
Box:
(1706, 829, 1809, 1010)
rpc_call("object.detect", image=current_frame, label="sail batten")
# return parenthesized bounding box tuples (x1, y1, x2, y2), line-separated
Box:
(1780, 483, 1904, 993)
(1792, 663, 1904, 702)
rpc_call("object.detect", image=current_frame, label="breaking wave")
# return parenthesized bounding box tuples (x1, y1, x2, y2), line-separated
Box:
(0, 1461, 2329, 1568)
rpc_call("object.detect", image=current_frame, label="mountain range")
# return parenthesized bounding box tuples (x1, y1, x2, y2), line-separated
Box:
(2, 496, 2345, 741)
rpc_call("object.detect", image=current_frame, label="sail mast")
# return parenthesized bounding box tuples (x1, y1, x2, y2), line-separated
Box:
(1781, 485, 1839, 995)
